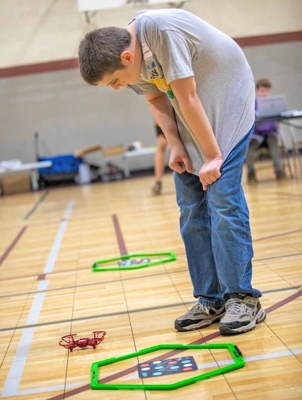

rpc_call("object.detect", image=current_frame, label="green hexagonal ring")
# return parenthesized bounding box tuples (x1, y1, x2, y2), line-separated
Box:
(90, 343, 245, 391)
(92, 252, 176, 271)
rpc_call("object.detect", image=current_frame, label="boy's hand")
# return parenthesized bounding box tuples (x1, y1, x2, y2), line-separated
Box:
(169, 142, 193, 174)
(199, 157, 223, 191)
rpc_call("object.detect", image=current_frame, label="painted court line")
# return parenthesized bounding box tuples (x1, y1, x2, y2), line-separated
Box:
(0, 226, 27, 267)
(265, 290, 302, 313)
(1, 280, 49, 397)
(2, 211, 301, 397)
(1, 247, 301, 284)
(254, 228, 302, 242)
(44, 201, 74, 274)
(23, 190, 49, 221)
(112, 214, 128, 255)
(27, 281, 49, 324)
(45, 290, 302, 400)
(62, 201, 74, 221)
(123, 348, 302, 381)
(16, 383, 84, 396)
(1, 202, 74, 398)
(1, 279, 300, 301)
(43, 212, 302, 399)
(17, 348, 301, 393)
(1, 286, 302, 333)
(0, 303, 188, 333)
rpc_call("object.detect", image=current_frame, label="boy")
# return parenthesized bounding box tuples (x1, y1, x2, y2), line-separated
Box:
(78, 9, 266, 335)
(246, 78, 284, 182)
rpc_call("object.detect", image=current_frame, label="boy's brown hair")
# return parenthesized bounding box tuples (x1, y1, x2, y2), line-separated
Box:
(256, 78, 272, 89)
(78, 27, 131, 85)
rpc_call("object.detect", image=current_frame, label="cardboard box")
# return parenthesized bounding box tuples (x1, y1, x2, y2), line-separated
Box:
(1, 172, 31, 195)
(74, 145, 102, 158)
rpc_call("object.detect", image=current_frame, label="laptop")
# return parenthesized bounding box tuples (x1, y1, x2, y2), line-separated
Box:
(257, 95, 287, 118)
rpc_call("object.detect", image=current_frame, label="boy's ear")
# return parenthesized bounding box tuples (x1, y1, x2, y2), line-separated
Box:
(120, 51, 135, 66)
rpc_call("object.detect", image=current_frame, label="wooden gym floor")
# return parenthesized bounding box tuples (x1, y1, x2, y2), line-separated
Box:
(0, 167, 302, 400)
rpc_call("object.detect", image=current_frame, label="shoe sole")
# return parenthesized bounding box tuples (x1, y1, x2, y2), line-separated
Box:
(175, 313, 225, 332)
(219, 308, 266, 335)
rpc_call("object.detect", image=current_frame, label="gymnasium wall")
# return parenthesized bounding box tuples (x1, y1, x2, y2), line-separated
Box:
(1, 39, 302, 163)
(0, 70, 155, 162)
(1, 0, 301, 68)
(0, 0, 302, 163)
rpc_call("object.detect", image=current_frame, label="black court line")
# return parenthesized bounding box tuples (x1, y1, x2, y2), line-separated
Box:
(1, 251, 302, 299)
(47, 288, 302, 400)
(1, 285, 301, 333)
(254, 228, 302, 242)
(0, 302, 187, 332)
(254, 252, 302, 261)
(23, 190, 49, 220)
(0, 268, 185, 298)
(46, 289, 302, 400)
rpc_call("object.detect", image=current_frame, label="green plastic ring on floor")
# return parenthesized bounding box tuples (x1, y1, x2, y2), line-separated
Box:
(90, 343, 245, 391)
(92, 252, 176, 271)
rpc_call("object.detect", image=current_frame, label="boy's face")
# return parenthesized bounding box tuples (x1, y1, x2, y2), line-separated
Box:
(97, 50, 141, 90)
(256, 86, 271, 98)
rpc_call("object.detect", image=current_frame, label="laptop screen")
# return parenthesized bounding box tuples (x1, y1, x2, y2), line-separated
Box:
(257, 95, 287, 118)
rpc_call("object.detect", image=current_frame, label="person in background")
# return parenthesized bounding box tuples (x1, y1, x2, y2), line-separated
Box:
(152, 124, 168, 195)
(246, 78, 285, 182)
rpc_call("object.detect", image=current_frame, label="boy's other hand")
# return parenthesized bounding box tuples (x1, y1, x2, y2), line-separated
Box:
(199, 157, 223, 191)
(169, 143, 193, 174)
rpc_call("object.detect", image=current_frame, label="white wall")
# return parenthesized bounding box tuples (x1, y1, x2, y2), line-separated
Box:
(0, 0, 301, 68)
(1, 41, 302, 164)
(0, 69, 155, 162)
(1, 1, 301, 164)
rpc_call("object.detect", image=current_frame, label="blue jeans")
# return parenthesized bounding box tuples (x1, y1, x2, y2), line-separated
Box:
(174, 126, 261, 307)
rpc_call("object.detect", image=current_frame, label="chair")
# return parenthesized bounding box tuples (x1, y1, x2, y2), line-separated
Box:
(253, 135, 293, 178)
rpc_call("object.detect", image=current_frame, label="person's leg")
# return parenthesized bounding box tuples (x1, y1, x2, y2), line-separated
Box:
(152, 133, 167, 195)
(206, 126, 265, 334)
(267, 134, 284, 178)
(245, 138, 261, 181)
(174, 172, 225, 331)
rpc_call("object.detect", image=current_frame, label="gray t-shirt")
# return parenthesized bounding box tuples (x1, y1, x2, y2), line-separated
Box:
(132, 9, 255, 175)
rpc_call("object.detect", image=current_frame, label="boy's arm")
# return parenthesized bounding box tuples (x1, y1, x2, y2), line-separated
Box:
(170, 76, 223, 190)
(170, 76, 222, 159)
(145, 89, 192, 174)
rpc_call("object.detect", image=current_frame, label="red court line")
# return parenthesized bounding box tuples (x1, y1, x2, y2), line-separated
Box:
(0, 58, 78, 78)
(1, 32, 301, 78)
(0, 226, 27, 266)
(0, 223, 300, 283)
(234, 30, 302, 47)
(112, 214, 128, 255)
(46, 290, 302, 400)
(265, 290, 302, 313)
(46, 332, 220, 400)
(37, 274, 46, 281)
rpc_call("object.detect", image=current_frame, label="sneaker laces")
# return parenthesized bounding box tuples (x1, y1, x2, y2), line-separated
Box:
(191, 303, 210, 314)
(225, 298, 243, 315)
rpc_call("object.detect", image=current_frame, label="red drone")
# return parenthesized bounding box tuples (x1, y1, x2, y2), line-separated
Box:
(59, 331, 106, 352)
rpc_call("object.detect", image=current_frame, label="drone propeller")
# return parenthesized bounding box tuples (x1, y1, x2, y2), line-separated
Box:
(59, 334, 77, 351)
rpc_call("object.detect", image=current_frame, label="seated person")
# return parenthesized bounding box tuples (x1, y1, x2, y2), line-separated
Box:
(246, 78, 285, 182)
